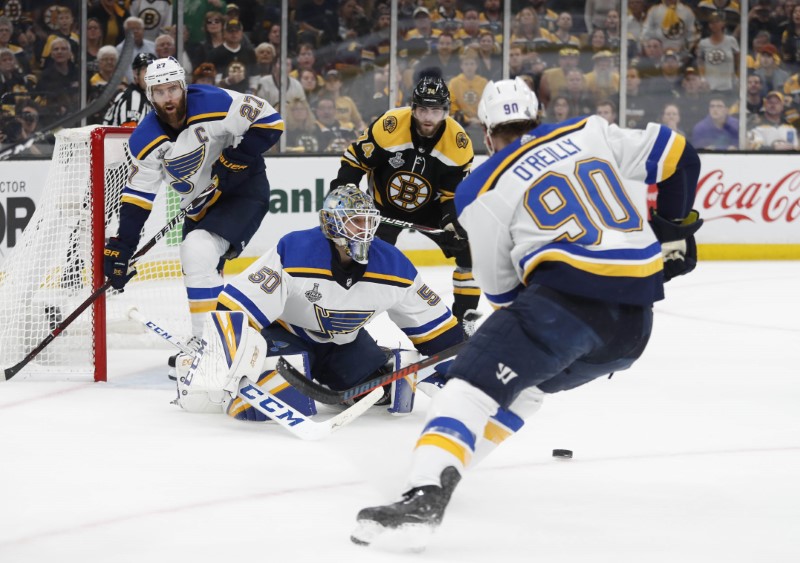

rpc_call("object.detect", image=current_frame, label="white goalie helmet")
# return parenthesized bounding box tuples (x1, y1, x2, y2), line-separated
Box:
(144, 56, 186, 103)
(477, 77, 539, 136)
(319, 184, 380, 264)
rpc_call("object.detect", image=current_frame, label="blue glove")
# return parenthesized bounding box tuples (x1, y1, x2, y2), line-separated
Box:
(103, 237, 136, 290)
(211, 146, 263, 192)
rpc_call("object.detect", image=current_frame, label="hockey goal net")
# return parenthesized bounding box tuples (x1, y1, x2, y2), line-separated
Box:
(0, 125, 191, 381)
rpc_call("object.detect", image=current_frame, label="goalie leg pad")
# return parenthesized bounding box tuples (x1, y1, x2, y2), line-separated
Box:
(226, 353, 317, 422)
(176, 310, 268, 413)
(386, 349, 422, 415)
(175, 347, 228, 414)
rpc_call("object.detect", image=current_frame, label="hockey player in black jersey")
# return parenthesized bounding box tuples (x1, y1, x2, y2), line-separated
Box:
(331, 76, 479, 332)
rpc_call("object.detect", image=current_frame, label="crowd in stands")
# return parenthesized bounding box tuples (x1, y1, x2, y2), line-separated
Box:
(2, 0, 800, 155)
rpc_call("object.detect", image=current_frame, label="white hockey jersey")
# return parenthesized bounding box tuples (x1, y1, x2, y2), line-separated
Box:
(217, 228, 463, 354)
(122, 84, 283, 220)
(455, 115, 691, 307)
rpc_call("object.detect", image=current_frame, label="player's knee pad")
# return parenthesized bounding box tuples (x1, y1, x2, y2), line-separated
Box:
(176, 310, 268, 413)
(383, 348, 422, 416)
(180, 229, 229, 277)
(225, 353, 317, 422)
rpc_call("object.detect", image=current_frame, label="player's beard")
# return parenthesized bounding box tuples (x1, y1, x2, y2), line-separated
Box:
(154, 94, 187, 129)
(413, 115, 444, 138)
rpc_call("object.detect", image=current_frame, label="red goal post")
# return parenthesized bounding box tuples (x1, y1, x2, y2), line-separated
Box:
(0, 126, 190, 382)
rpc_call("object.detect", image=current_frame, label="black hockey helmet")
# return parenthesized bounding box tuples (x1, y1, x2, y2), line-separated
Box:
(412, 75, 450, 113)
(132, 52, 156, 71)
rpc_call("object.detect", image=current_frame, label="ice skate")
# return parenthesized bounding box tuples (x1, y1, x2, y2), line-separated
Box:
(351, 466, 461, 551)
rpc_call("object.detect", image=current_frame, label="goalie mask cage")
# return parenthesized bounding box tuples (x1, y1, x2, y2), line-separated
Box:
(0, 126, 191, 382)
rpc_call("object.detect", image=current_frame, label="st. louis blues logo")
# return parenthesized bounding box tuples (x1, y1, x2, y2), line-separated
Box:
(306, 305, 373, 340)
(164, 144, 206, 194)
(305, 283, 322, 302)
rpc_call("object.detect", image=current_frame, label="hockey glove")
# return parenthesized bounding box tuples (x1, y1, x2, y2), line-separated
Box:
(211, 146, 263, 192)
(438, 221, 469, 256)
(103, 237, 136, 290)
(649, 209, 704, 282)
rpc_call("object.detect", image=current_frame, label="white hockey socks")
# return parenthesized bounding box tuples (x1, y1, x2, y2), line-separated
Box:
(405, 379, 499, 490)
(472, 386, 544, 467)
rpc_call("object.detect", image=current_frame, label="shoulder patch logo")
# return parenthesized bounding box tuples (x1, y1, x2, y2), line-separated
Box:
(383, 115, 397, 134)
(456, 132, 469, 149)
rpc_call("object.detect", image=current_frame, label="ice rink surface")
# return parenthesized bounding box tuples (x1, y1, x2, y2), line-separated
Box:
(1, 262, 798, 563)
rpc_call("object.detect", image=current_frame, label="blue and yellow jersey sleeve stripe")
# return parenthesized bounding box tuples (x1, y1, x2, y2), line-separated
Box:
(252, 112, 285, 131)
(645, 125, 686, 185)
(401, 311, 459, 345)
(120, 186, 156, 210)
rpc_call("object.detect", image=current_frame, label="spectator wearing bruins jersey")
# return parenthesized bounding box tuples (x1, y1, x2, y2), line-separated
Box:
(331, 76, 479, 329)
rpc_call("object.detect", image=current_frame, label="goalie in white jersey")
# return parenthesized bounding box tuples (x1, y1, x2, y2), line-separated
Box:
(352, 78, 704, 550)
(103, 57, 284, 348)
(201, 184, 465, 415)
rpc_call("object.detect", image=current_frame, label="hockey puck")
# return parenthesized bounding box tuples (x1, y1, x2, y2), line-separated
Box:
(552, 449, 573, 459)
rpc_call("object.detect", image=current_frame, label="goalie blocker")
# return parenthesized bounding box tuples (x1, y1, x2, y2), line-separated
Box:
(175, 311, 422, 419)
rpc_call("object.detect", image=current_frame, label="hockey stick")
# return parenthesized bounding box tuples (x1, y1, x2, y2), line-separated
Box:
(380, 216, 445, 234)
(235, 378, 383, 441)
(276, 341, 466, 405)
(2, 181, 218, 381)
(127, 308, 383, 440)
(0, 30, 136, 161)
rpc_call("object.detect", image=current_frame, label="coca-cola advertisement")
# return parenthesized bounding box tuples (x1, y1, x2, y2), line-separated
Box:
(694, 154, 800, 244)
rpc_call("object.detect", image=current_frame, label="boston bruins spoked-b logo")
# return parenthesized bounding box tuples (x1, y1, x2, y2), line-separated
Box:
(387, 171, 432, 211)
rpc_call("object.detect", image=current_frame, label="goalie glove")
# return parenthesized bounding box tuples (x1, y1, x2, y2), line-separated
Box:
(103, 237, 136, 290)
(649, 209, 704, 282)
(211, 146, 263, 192)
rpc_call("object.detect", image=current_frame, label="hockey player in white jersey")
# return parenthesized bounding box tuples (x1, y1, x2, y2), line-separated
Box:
(200, 184, 465, 416)
(351, 78, 704, 550)
(103, 57, 283, 359)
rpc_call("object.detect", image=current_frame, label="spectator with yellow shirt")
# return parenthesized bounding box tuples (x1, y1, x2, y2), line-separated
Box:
(41, 7, 80, 66)
(538, 46, 580, 107)
(511, 7, 556, 56)
(406, 7, 442, 53)
(454, 7, 483, 49)
(584, 50, 620, 102)
(89, 45, 121, 93)
(448, 49, 488, 136)
(0, 16, 30, 74)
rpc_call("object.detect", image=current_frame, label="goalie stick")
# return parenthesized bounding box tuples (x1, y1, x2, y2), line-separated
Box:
(127, 308, 384, 440)
(276, 341, 466, 405)
(2, 180, 219, 381)
(0, 30, 136, 161)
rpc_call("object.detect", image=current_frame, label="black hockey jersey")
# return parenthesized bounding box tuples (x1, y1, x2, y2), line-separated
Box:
(333, 107, 474, 226)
